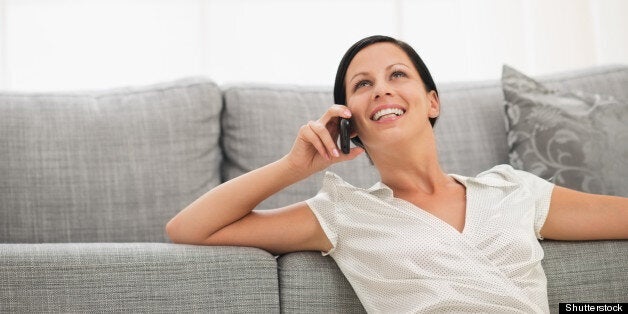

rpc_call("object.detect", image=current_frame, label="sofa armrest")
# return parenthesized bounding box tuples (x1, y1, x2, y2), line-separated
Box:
(0, 243, 279, 312)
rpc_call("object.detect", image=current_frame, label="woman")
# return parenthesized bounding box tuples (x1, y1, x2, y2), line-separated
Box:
(166, 35, 628, 313)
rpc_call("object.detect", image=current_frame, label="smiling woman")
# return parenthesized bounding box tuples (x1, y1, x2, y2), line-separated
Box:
(167, 35, 628, 312)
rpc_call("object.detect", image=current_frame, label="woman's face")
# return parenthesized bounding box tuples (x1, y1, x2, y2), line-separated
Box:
(344, 42, 439, 151)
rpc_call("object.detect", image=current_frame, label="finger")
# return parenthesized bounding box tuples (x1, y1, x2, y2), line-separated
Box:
(320, 105, 352, 123)
(322, 105, 353, 141)
(302, 123, 330, 160)
(308, 120, 339, 158)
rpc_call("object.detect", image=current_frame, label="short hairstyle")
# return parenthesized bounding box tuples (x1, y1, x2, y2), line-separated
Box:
(333, 35, 439, 149)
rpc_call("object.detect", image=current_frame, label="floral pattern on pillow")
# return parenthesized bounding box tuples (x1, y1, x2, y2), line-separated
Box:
(502, 65, 628, 196)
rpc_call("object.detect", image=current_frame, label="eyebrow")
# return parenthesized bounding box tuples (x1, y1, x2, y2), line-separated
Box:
(348, 63, 411, 84)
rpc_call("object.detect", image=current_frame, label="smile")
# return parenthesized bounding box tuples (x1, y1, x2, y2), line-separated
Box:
(371, 106, 406, 121)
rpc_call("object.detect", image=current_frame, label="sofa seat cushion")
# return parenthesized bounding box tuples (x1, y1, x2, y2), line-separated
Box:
(541, 240, 628, 313)
(0, 78, 222, 242)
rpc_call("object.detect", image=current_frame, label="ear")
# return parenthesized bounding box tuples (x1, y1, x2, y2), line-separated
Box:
(427, 90, 440, 118)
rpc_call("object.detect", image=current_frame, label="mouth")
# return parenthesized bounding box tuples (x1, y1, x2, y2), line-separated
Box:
(370, 105, 406, 122)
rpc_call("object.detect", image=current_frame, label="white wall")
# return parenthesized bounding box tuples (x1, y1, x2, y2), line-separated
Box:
(0, 0, 627, 91)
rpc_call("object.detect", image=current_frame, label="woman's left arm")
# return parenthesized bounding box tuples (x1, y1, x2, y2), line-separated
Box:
(540, 186, 628, 240)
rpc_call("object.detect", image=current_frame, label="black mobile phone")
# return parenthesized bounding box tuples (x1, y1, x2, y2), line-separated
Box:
(339, 118, 351, 154)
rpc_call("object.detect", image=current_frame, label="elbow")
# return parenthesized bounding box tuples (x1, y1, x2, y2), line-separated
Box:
(165, 217, 209, 245)
(165, 218, 189, 244)
(165, 218, 179, 243)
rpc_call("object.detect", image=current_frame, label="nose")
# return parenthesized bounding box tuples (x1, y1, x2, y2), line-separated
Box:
(372, 81, 393, 100)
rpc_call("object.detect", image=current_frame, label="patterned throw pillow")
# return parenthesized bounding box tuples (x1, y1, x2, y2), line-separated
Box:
(502, 65, 628, 196)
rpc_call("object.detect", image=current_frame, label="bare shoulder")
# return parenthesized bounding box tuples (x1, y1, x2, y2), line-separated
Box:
(202, 201, 333, 255)
(541, 186, 628, 240)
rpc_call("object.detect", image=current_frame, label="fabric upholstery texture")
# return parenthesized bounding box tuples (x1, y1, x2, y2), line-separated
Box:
(0, 243, 279, 313)
(434, 80, 512, 176)
(278, 251, 366, 313)
(503, 65, 628, 196)
(0, 78, 223, 243)
(541, 240, 628, 313)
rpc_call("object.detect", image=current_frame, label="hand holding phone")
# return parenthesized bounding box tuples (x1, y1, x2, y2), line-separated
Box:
(339, 118, 351, 155)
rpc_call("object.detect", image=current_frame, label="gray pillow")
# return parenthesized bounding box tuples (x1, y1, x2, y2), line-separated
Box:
(502, 65, 628, 196)
(0, 78, 223, 243)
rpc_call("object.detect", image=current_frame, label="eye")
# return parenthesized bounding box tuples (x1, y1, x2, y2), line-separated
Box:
(354, 80, 372, 91)
(391, 70, 407, 79)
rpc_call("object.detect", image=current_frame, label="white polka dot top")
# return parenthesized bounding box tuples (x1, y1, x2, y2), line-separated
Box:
(306, 164, 554, 313)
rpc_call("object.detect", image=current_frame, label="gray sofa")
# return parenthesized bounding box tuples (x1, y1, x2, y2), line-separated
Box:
(1, 65, 627, 313)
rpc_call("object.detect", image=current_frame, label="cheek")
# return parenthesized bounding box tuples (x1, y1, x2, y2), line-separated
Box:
(346, 93, 366, 111)
(346, 95, 369, 129)
(401, 89, 428, 107)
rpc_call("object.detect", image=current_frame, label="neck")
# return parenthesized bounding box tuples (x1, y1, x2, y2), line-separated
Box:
(368, 131, 450, 196)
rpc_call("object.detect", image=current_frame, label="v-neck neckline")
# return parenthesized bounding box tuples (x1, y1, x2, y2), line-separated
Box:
(384, 174, 473, 236)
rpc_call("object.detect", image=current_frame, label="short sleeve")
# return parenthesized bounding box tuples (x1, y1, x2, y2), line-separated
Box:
(513, 169, 555, 240)
(305, 172, 341, 255)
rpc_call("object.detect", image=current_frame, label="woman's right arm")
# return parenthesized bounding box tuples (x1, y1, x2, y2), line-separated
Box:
(165, 105, 363, 255)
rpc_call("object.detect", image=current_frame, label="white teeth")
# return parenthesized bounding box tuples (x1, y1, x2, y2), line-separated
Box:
(372, 108, 404, 121)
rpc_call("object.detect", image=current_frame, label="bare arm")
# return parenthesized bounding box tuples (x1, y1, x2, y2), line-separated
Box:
(166, 157, 310, 247)
(540, 186, 628, 240)
(166, 105, 363, 254)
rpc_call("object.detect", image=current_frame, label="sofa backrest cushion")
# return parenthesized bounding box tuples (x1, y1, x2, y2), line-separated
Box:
(433, 80, 511, 175)
(0, 78, 222, 243)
